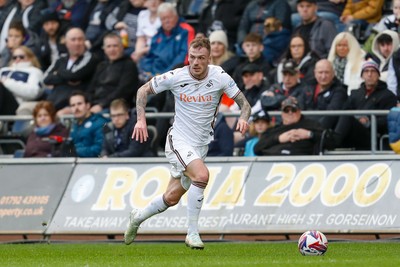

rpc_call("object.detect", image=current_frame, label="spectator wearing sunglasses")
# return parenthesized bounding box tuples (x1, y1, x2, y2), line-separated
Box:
(254, 96, 325, 155)
(0, 45, 44, 115)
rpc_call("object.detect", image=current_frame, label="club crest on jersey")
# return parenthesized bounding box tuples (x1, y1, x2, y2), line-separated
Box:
(180, 93, 212, 102)
(206, 80, 213, 88)
(180, 83, 189, 87)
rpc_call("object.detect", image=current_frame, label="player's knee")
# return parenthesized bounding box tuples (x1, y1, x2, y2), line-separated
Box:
(191, 169, 209, 187)
(163, 191, 182, 206)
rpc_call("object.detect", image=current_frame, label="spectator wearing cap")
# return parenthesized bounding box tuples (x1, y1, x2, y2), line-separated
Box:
(259, 59, 306, 114)
(223, 33, 271, 89)
(294, 0, 337, 58)
(235, 110, 272, 157)
(254, 96, 325, 155)
(232, 64, 269, 111)
(262, 16, 291, 66)
(333, 60, 397, 150)
(38, 11, 67, 71)
(209, 30, 234, 66)
(229, 63, 270, 144)
(302, 59, 347, 130)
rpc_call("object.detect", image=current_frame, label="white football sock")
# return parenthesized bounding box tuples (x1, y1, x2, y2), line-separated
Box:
(187, 184, 205, 235)
(136, 195, 168, 223)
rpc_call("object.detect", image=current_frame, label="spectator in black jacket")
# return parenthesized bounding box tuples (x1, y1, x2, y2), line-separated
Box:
(38, 11, 67, 71)
(87, 32, 139, 113)
(334, 60, 397, 150)
(44, 27, 98, 114)
(254, 96, 325, 155)
(302, 59, 347, 129)
(294, 0, 337, 58)
(207, 113, 234, 156)
(101, 98, 154, 157)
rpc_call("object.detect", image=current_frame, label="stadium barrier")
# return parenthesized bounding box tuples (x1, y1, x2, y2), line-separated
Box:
(0, 110, 393, 157)
(1, 155, 400, 237)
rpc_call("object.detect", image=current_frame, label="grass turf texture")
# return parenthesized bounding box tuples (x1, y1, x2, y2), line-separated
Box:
(1, 242, 400, 266)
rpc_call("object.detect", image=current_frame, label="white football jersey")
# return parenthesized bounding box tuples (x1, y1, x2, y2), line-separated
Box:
(150, 65, 241, 146)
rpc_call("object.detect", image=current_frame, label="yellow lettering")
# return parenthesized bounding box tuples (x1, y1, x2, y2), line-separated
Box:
(354, 163, 391, 207)
(208, 166, 247, 209)
(289, 164, 325, 207)
(255, 163, 295, 206)
(321, 163, 358, 206)
(130, 166, 170, 209)
(92, 168, 137, 211)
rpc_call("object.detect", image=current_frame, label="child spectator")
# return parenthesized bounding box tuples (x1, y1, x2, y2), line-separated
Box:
(222, 33, 271, 89)
(237, 110, 271, 157)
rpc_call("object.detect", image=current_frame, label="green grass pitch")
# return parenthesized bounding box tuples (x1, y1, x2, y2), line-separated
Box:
(1, 241, 400, 266)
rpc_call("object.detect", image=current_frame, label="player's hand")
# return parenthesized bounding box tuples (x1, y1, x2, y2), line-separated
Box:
(236, 118, 249, 136)
(132, 120, 148, 143)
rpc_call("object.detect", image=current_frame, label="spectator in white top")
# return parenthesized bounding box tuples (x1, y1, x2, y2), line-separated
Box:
(131, 0, 162, 63)
(0, 45, 44, 115)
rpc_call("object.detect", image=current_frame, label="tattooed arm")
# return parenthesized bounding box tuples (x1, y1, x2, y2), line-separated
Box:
(132, 81, 154, 142)
(234, 91, 251, 135)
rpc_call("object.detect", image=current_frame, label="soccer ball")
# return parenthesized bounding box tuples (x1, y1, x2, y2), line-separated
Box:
(298, 230, 328, 256)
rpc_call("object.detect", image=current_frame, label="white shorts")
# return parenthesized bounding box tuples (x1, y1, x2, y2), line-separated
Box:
(164, 128, 208, 190)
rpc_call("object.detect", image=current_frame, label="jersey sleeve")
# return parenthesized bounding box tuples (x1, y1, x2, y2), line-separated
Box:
(150, 71, 175, 94)
(222, 73, 241, 100)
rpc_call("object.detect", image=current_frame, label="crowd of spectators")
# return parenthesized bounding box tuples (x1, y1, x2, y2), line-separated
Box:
(0, 0, 399, 158)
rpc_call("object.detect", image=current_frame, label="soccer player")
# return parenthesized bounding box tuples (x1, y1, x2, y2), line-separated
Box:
(124, 37, 251, 249)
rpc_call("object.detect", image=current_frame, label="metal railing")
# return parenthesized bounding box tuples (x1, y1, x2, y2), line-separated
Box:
(0, 110, 392, 155)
